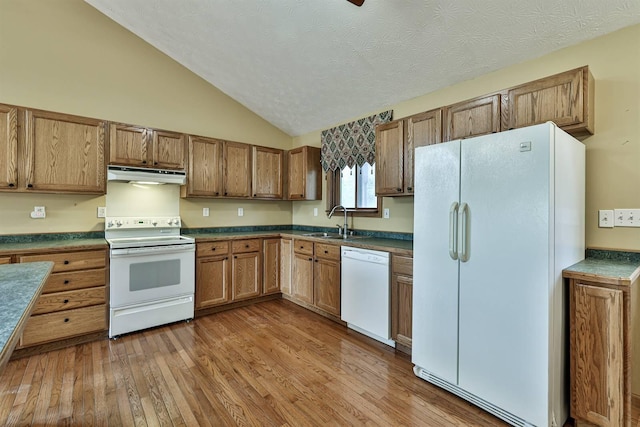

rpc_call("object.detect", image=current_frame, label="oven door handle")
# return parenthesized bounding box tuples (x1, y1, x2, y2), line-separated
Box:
(111, 245, 195, 257)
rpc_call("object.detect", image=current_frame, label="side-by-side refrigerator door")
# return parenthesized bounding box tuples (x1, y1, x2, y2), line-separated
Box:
(412, 140, 461, 385)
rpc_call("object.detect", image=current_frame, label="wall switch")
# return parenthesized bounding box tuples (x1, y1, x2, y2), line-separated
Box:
(614, 209, 640, 227)
(313, 208, 318, 217)
(30, 206, 46, 219)
(383, 208, 390, 219)
(238, 207, 244, 217)
(97, 206, 107, 218)
(202, 207, 210, 217)
(598, 210, 614, 228)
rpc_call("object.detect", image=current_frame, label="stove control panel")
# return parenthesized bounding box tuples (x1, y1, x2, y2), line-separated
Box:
(105, 216, 182, 229)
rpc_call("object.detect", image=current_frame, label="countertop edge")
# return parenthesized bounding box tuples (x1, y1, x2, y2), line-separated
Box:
(0, 261, 53, 373)
(563, 261, 640, 287)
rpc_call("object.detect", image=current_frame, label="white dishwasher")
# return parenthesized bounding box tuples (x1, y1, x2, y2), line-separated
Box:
(341, 246, 394, 347)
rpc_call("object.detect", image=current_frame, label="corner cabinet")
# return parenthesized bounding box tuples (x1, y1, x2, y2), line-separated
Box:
(564, 263, 639, 427)
(507, 66, 594, 137)
(22, 109, 107, 194)
(0, 104, 18, 190)
(375, 109, 442, 197)
(109, 123, 186, 170)
(286, 146, 321, 200)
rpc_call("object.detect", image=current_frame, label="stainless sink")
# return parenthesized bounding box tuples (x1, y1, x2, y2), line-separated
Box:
(301, 232, 369, 240)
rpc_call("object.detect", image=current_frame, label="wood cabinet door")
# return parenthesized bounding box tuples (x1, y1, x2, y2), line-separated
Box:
(375, 120, 405, 196)
(153, 130, 185, 170)
(185, 135, 223, 197)
(0, 256, 11, 265)
(292, 252, 313, 304)
(508, 66, 589, 132)
(444, 94, 500, 141)
(23, 110, 106, 194)
(571, 282, 624, 427)
(405, 109, 442, 195)
(109, 123, 150, 167)
(286, 147, 306, 200)
(391, 273, 413, 348)
(280, 238, 293, 296)
(196, 255, 230, 308)
(263, 238, 281, 294)
(0, 104, 18, 190)
(231, 251, 261, 301)
(223, 141, 252, 198)
(313, 257, 340, 316)
(252, 146, 283, 199)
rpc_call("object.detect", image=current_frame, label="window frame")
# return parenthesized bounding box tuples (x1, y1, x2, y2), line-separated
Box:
(325, 166, 382, 218)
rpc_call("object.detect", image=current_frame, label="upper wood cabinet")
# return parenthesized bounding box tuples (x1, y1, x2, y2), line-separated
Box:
(252, 146, 283, 199)
(286, 146, 321, 200)
(184, 135, 223, 198)
(444, 94, 501, 141)
(23, 109, 106, 194)
(507, 66, 594, 137)
(223, 141, 252, 198)
(0, 104, 18, 190)
(109, 123, 186, 170)
(375, 109, 442, 197)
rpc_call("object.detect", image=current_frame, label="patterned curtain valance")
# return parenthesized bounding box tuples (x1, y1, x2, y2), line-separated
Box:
(320, 110, 393, 172)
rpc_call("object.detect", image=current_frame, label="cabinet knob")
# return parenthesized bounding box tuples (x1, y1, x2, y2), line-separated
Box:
(225, 256, 229, 260)
(314, 259, 318, 263)
(211, 247, 216, 251)
(308, 257, 313, 261)
(8, 183, 15, 187)
(142, 160, 147, 164)
(253, 194, 257, 197)
(224, 192, 228, 196)
(396, 188, 402, 192)
(234, 255, 237, 259)
(63, 299, 69, 304)
(215, 192, 219, 196)
(64, 260, 70, 265)
(27, 183, 33, 188)
(324, 250, 328, 254)
(154, 162, 158, 165)
(64, 318, 70, 323)
(245, 244, 249, 248)
(407, 187, 413, 191)
(64, 280, 70, 284)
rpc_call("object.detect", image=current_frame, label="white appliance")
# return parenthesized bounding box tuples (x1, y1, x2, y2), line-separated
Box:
(341, 247, 394, 347)
(412, 122, 585, 427)
(107, 165, 187, 185)
(106, 216, 195, 338)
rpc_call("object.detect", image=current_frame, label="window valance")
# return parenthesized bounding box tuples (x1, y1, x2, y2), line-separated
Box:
(320, 110, 393, 172)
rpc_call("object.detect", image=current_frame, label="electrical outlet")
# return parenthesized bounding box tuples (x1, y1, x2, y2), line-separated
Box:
(598, 210, 614, 228)
(97, 206, 107, 218)
(238, 207, 244, 217)
(383, 208, 390, 219)
(203, 207, 210, 217)
(30, 206, 46, 219)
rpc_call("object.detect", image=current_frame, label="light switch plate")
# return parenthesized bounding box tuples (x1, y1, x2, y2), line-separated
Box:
(313, 208, 318, 217)
(383, 208, 390, 219)
(203, 208, 210, 217)
(238, 207, 244, 217)
(97, 206, 107, 218)
(614, 209, 640, 227)
(598, 210, 614, 228)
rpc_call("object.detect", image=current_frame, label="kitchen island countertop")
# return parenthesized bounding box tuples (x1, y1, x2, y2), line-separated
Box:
(0, 262, 53, 372)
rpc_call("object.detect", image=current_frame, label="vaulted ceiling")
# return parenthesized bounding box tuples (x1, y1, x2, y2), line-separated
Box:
(85, 0, 640, 136)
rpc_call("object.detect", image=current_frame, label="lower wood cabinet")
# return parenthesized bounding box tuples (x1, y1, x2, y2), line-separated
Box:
(291, 239, 341, 317)
(280, 238, 293, 296)
(391, 254, 413, 352)
(565, 269, 637, 427)
(196, 238, 274, 312)
(16, 248, 108, 348)
(0, 256, 10, 264)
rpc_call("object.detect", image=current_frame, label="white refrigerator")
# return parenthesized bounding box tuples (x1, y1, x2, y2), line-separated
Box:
(412, 122, 585, 427)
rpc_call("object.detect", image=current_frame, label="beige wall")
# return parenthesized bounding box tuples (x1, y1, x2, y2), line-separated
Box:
(293, 24, 640, 251)
(0, 0, 293, 234)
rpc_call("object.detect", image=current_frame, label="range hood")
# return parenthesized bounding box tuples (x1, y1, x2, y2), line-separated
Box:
(107, 165, 187, 185)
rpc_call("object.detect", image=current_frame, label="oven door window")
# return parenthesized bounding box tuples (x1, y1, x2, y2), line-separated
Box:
(130, 259, 181, 291)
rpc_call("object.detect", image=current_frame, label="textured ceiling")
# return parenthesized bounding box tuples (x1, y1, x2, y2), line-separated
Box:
(84, 0, 640, 137)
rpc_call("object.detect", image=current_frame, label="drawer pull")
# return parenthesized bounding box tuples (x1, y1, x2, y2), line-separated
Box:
(64, 280, 70, 284)
(245, 244, 249, 248)
(211, 247, 216, 251)
(63, 260, 70, 265)
(63, 299, 69, 304)
(324, 250, 328, 254)
(64, 318, 70, 323)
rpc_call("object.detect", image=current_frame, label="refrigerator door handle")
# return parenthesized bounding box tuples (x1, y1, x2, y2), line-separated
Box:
(458, 202, 469, 262)
(449, 202, 459, 260)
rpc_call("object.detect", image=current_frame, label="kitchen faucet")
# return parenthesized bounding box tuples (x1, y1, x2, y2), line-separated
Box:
(328, 205, 349, 239)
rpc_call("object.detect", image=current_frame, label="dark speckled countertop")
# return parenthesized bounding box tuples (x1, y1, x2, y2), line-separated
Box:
(0, 261, 53, 372)
(563, 249, 640, 286)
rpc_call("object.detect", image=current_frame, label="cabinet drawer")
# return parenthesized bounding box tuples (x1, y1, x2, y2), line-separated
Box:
(44, 268, 106, 293)
(32, 286, 106, 315)
(315, 243, 340, 260)
(232, 239, 261, 254)
(293, 239, 314, 256)
(19, 250, 106, 272)
(197, 241, 230, 257)
(20, 304, 106, 347)
(392, 255, 413, 276)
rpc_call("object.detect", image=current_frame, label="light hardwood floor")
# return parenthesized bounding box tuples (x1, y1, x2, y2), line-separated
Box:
(0, 299, 599, 426)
